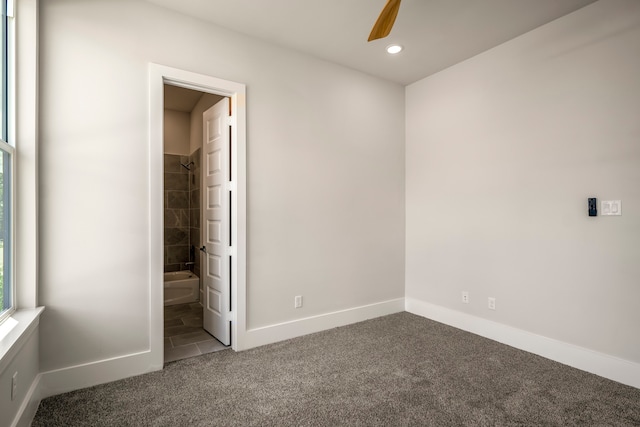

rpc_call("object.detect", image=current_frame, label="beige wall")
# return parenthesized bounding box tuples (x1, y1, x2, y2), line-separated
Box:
(163, 109, 190, 155)
(38, 0, 405, 373)
(406, 0, 640, 364)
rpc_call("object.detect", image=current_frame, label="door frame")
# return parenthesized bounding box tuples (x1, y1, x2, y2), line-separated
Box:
(149, 64, 247, 367)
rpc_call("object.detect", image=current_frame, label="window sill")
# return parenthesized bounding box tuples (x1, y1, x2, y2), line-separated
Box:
(0, 307, 44, 374)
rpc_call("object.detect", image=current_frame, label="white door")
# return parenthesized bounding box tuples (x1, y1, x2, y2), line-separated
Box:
(201, 98, 232, 345)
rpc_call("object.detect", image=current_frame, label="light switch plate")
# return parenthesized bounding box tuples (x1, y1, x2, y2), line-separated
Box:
(601, 200, 621, 216)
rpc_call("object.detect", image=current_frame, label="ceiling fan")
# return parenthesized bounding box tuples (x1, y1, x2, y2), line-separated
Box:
(368, 0, 401, 42)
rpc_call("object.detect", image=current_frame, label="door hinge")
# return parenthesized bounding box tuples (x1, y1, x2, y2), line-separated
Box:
(227, 180, 236, 192)
(226, 116, 235, 127)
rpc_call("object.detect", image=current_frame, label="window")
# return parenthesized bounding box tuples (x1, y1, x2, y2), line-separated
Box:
(0, 0, 13, 323)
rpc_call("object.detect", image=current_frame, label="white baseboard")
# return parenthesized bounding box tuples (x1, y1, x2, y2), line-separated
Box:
(38, 350, 162, 399)
(406, 297, 640, 389)
(35, 299, 403, 400)
(34, 299, 403, 399)
(241, 298, 405, 350)
(12, 373, 41, 427)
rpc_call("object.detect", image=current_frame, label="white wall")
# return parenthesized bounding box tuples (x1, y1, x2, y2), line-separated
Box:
(1, 334, 38, 426)
(163, 109, 190, 155)
(406, 0, 640, 365)
(0, 318, 40, 427)
(38, 0, 404, 376)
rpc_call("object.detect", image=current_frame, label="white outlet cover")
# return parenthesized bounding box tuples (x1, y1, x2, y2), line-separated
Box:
(601, 200, 621, 216)
(11, 372, 18, 400)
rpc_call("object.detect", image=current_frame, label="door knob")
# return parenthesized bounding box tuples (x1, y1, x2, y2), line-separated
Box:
(199, 246, 207, 253)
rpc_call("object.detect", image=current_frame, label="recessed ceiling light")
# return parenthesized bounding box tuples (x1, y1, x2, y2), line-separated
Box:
(386, 44, 403, 54)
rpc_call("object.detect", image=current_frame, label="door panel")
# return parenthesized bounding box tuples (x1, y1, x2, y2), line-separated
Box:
(202, 98, 231, 345)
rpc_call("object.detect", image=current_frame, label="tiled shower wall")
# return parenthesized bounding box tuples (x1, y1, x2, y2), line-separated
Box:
(164, 152, 201, 273)
(164, 154, 190, 272)
(189, 148, 201, 277)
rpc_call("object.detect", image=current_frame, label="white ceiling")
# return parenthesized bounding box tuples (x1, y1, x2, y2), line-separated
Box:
(146, 0, 597, 85)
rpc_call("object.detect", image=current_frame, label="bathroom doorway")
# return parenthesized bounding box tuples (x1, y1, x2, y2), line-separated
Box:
(149, 64, 247, 368)
(163, 85, 228, 362)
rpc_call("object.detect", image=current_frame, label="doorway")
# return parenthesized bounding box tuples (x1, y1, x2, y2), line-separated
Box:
(162, 86, 229, 362)
(149, 64, 247, 368)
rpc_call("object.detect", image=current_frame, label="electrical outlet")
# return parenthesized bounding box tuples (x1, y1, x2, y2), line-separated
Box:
(462, 292, 469, 304)
(294, 295, 303, 308)
(11, 372, 17, 401)
(488, 297, 496, 310)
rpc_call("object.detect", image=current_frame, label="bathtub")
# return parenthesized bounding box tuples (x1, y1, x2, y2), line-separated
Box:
(164, 271, 199, 306)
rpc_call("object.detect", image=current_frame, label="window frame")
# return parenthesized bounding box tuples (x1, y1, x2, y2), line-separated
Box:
(0, 142, 14, 324)
(0, 0, 15, 325)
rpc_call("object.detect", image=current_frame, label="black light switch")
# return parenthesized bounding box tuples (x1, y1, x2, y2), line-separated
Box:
(588, 198, 597, 216)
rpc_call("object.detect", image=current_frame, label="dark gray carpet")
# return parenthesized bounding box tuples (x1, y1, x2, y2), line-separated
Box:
(33, 312, 640, 426)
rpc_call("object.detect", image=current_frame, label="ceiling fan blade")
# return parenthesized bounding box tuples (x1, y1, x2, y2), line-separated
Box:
(368, 0, 402, 42)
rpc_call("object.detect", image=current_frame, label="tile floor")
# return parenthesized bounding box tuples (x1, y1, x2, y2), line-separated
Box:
(164, 302, 229, 363)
